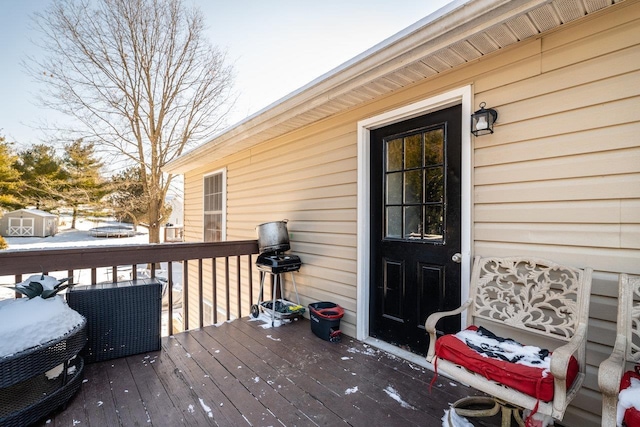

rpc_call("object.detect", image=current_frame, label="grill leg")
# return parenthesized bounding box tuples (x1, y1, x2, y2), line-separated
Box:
(271, 273, 278, 327)
(258, 272, 266, 305)
(290, 272, 300, 305)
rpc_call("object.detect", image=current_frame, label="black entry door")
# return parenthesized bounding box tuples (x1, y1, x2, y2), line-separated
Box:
(370, 104, 462, 355)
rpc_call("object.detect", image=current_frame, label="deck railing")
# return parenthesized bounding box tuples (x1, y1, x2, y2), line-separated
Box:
(0, 240, 260, 336)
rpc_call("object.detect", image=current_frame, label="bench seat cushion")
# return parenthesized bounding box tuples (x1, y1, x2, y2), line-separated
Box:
(435, 326, 579, 402)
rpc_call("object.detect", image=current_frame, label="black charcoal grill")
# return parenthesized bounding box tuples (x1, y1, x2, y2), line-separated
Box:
(252, 221, 304, 325)
(256, 253, 301, 274)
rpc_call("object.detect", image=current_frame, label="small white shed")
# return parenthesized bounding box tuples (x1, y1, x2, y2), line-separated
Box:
(0, 209, 58, 237)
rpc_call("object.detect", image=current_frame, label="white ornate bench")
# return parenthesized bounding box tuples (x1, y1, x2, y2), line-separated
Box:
(598, 274, 640, 426)
(426, 256, 592, 425)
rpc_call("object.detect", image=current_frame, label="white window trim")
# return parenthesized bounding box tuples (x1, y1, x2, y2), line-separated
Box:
(356, 86, 473, 341)
(203, 168, 227, 242)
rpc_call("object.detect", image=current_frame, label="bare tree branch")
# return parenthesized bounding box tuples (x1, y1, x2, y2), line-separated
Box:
(28, 0, 235, 242)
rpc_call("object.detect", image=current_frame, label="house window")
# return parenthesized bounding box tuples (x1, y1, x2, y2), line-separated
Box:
(203, 170, 225, 242)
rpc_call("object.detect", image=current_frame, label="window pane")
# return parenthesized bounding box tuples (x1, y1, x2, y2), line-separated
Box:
(386, 138, 402, 171)
(386, 206, 402, 238)
(424, 205, 443, 242)
(424, 129, 444, 165)
(425, 168, 443, 202)
(382, 125, 446, 244)
(386, 172, 402, 204)
(404, 170, 422, 204)
(204, 213, 222, 242)
(404, 206, 421, 239)
(404, 134, 422, 169)
(204, 172, 224, 242)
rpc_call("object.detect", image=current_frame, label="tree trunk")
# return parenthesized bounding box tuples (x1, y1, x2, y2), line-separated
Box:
(71, 206, 78, 229)
(147, 199, 161, 243)
(149, 222, 160, 243)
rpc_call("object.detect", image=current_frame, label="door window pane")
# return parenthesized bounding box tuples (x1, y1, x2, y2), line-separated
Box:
(404, 134, 422, 169)
(383, 125, 445, 243)
(386, 138, 403, 171)
(386, 206, 402, 238)
(424, 205, 443, 241)
(424, 129, 444, 165)
(425, 168, 443, 202)
(404, 170, 422, 204)
(404, 206, 421, 239)
(386, 172, 402, 204)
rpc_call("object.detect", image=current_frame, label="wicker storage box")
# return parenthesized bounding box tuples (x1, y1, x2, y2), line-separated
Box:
(0, 321, 86, 427)
(67, 279, 162, 363)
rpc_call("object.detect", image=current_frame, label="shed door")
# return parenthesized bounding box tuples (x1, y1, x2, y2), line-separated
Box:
(369, 104, 462, 355)
(8, 218, 35, 236)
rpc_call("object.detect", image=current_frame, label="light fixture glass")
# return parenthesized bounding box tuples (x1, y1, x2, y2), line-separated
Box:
(471, 102, 498, 136)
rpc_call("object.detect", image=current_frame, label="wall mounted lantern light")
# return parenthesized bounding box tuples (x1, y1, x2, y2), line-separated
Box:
(470, 102, 498, 136)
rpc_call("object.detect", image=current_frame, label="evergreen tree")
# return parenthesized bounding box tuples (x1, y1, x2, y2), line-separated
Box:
(0, 136, 23, 211)
(108, 166, 150, 231)
(61, 139, 107, 228)
(14, 144, 67, 210)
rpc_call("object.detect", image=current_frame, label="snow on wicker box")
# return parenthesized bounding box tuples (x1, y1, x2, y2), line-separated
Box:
(0, 276, 87, 427)
(0, 293, 84, 359)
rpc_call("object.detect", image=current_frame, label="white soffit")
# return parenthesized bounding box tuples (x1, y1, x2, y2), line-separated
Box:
(165, 0, 624, 173)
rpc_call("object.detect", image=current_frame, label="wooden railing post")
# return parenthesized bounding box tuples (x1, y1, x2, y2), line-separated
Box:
(236, 256, 241, 319)
(167, 262, 174, 336)
(198, 259, 203, 329)
(225, 258, 230, 321)
(248, 255, 253, 314)
(212, 259, 218, 324)
(183, 260, 189, 331)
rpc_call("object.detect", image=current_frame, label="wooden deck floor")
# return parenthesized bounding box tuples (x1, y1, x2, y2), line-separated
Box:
(37, 317, 503, 426)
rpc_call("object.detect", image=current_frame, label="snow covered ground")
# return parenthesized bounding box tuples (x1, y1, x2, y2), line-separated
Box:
(0, 216, 182, 299)
(1, 217, 148, 297)
(3, 216, 149, 250)
(1, 217, 185, 337)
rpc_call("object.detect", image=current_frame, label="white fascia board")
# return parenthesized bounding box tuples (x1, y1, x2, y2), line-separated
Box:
(164, 0, 552, 174)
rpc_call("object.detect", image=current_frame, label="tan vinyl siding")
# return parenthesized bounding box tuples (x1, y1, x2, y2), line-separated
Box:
(470, 3, 640, 425)
(183, 121, 360, 335)
(180, 2, 640, 425)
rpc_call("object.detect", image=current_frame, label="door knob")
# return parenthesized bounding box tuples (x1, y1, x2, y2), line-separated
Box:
(452, 253, 462, 263)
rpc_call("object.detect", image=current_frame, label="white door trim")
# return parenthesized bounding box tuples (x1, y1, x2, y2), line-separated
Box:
(356, 86, 473, 341)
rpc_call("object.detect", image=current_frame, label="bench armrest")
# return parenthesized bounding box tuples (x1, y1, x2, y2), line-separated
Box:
(598, 333, 627, 423)
(598, 334, 627, 395)
(549, 322, 587, 418)
(550, 323, 587, 380)
(425, 299, 472, 362)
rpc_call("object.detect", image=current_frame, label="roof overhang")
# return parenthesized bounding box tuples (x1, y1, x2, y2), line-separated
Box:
(165, 0, 624, 174)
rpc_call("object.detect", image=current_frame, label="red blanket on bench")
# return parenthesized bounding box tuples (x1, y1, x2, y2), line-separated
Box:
(435, 325, 579, 402)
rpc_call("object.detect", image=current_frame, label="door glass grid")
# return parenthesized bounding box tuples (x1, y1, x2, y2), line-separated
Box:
(384, 127, 445, 242)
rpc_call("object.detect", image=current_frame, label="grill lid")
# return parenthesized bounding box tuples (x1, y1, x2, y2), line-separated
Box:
(256, 253, 301, 273)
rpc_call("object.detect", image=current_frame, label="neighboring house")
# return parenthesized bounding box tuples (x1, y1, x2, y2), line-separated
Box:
(165, 193, 184, 226)
(0, 209, 58, 237)
(163, 193, 184, 242)
(165, 0, 640, 425)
